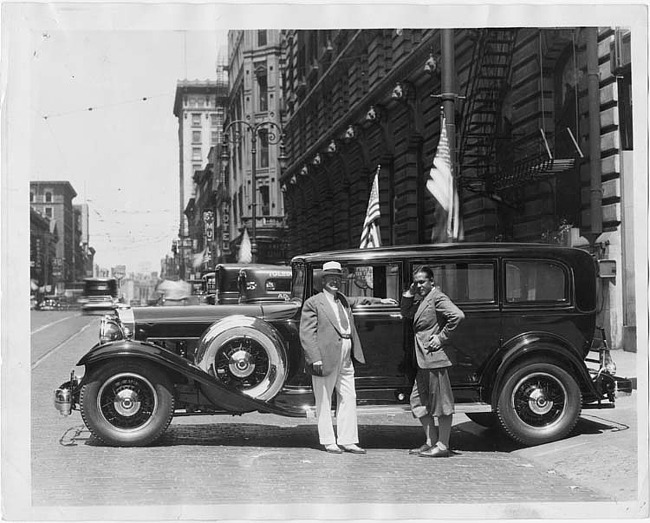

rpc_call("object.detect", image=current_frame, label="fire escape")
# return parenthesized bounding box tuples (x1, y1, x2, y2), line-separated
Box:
(459, 28, 578, 195)
(458, 29, 519, 196)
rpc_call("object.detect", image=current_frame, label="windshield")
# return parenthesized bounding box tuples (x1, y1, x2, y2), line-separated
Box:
(217, 268, 240, 292)
(291, 263, 305, 301)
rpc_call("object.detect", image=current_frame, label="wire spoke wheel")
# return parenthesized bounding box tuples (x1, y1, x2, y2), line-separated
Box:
(197, 319, 288, 401)
(98, 373, 158, 430)
(214, 338, 271, 391)
(80, 361, 174, 446)
(497, 359, 581, 446)
(511, 372, 567, 428)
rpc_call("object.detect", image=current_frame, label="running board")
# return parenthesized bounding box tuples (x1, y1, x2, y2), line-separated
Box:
(304, 402, 493, 419)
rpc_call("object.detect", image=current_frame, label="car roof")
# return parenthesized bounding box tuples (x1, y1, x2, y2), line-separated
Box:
(215, 263, 290, 271)
(291, 243, 592, 265)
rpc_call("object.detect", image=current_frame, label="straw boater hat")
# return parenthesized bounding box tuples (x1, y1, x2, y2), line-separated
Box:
(322, 261, 343, 276)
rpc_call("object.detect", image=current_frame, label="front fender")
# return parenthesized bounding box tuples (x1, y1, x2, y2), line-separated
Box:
(488, 332, 595, 406)
(77, 339, 305, 417)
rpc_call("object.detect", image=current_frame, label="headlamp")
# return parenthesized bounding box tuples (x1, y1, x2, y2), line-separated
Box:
(99, 315, 124, 344)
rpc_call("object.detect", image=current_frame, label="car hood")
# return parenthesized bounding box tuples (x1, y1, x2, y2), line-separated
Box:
(128, 301, 300, 340)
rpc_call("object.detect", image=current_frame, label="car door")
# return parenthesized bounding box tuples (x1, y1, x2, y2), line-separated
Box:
(409, 258, 501, 403)
(342, 262, 411, 396)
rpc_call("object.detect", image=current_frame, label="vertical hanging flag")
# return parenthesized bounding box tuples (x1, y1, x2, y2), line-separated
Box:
(426, 110, 462, 242)
(192, 247, 207, 269)
(237, 227, 252, 264)
(359, 166, 382, 249)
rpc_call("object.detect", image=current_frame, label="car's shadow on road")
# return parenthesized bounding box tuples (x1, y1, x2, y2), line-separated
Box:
(69, 413, 628, 451)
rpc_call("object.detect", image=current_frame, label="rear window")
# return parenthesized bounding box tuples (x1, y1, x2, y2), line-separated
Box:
(505, 260, 568, 304)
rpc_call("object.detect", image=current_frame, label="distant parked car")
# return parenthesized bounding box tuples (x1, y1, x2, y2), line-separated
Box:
(55, 243, 632, 447)
(39, 296, 62, 311)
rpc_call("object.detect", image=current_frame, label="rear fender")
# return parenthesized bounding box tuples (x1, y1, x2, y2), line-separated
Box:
(77, 340, 304, 417)
(488, 333, 596, 407)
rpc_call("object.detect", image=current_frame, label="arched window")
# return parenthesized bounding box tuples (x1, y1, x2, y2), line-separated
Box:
(552, 43, 583, 226)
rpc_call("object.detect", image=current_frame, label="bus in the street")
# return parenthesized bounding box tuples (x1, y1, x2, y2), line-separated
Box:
(79, 277, 119, 314)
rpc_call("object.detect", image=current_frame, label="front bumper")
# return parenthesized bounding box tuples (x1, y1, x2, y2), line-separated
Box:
(54, 371, 81, 416)
(584, 369, 633, 409)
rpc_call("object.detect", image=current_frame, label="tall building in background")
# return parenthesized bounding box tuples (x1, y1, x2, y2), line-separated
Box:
(30, 207, 58, 295)
(73, 203, 94, 280)
(223, 30, 288, 264)
(30, 181, 77, 293)
(173, 79, 229, 279)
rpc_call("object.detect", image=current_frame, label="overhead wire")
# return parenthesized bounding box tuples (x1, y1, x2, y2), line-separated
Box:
(42, 92, 173, 120)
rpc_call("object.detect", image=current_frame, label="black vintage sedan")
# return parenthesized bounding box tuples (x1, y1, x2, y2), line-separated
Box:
(54, 243, 632, 447)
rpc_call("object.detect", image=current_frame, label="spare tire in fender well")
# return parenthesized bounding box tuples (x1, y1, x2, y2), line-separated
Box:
(194, 315, 288, 401)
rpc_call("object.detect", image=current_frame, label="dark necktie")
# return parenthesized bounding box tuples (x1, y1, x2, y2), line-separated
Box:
(336, 298, 350, 331)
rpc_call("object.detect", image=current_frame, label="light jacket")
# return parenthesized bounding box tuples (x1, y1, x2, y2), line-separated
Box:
(300, 292, 376, 376)
(400, 288, 465, 369)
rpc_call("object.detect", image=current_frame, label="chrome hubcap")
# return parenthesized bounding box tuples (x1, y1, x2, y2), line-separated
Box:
(113, 389, 142, 417)
(229, 349, 255, 378)
(527, 388, 552, 415)
(512, 371, 568, 428)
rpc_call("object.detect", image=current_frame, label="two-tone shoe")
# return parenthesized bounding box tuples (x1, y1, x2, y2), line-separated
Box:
(341, 444, 367, 455)
(408, 444, 432, 455)
(418, 446, 451, 458)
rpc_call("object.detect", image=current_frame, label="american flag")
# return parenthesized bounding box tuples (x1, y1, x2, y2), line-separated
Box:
(426, 111, 462, 242)
(359, 166, 382, 249)
(192, 247, 210, 269)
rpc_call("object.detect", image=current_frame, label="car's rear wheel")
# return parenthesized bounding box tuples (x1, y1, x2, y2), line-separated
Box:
(80, 360, 174, 447)
(197, 320, 287, 401)
(496, 359, 581, 446)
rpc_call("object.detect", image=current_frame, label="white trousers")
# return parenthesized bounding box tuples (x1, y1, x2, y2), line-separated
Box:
(311, 339, 359, 446)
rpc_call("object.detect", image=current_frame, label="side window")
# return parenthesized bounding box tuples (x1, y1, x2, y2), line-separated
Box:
(265, 277, 291, 293)
(417, 261, 496, 304)
(311, 263, 400, 302)
(505, 260, 568, 303)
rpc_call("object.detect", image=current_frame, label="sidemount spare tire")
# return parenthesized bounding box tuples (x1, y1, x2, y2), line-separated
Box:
(496, 358, 582, 446)
(195, 315, 288, 401)
(79, 359, 175, 447)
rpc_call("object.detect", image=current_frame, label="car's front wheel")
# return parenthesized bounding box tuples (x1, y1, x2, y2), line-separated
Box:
(79, 360, 174, 447)
(496, 359, 581, 446)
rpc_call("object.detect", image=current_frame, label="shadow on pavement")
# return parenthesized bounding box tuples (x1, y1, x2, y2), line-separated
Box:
(78, 421, 523, 452)
(63, 412, 630, 451)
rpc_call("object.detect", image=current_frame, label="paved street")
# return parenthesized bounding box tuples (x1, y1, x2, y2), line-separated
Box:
(24, 310, 645, 520)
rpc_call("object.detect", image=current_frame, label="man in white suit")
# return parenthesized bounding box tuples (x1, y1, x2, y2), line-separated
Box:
(300, 261, 392, 454)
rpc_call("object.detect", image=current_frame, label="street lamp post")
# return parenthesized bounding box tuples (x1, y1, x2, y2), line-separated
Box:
(221, 115, 287, 263)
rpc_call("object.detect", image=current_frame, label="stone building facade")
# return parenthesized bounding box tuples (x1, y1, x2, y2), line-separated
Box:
(30, 181, 78, 293)
(223, 30, 288, 264)
(30, 207, 58, 294)
(278, 28, 635, 351)
(173, 79, 229, 279)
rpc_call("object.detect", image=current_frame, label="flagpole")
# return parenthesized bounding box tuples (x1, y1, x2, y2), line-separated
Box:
(441, 28, 463, 241)
(441, 29, 457, 178)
